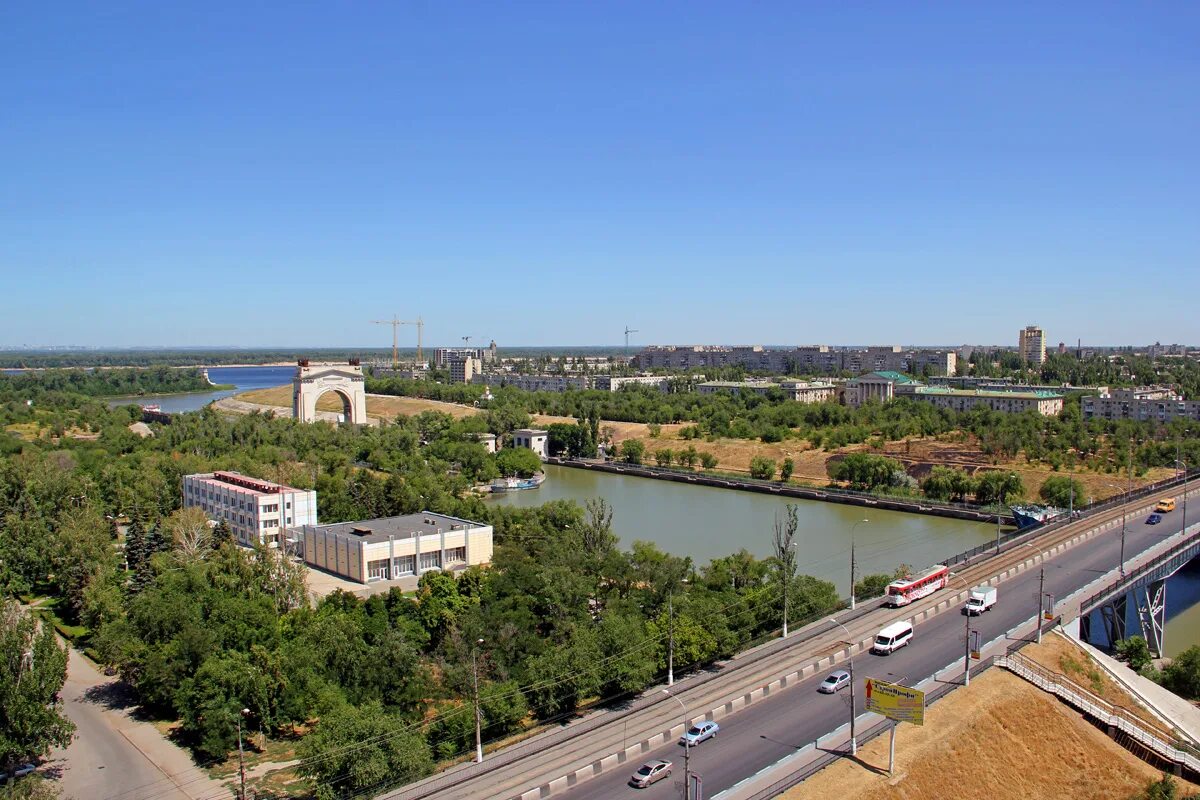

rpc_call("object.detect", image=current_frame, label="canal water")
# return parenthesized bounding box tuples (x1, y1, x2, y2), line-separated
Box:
(108, 365, 295, 413)
(491, 464, 997, 594)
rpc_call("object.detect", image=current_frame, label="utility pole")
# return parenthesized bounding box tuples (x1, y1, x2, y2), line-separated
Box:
(829, 618, 857, 755)
(662, 691, 690, 800)
(996, 511, 1003, 551)
(472, 638, 485, 762)
(1037, 567, 1045, 644)
(963, 601, 972, 687)
(667, 592, 674, 686)
(850, 519, 867, 609)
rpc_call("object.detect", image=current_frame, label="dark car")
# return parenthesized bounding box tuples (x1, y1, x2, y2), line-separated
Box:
(1146, 513, 1163, 525)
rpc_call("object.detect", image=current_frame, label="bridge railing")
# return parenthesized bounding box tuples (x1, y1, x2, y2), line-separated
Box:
(1078, 525, 1200, 614)
(997, 650, 1200, 769)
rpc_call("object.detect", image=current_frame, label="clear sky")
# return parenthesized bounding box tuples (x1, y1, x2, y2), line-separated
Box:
(2, 2, 1197, 349)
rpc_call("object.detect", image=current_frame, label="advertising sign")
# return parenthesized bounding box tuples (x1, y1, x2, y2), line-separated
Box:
(864, 678, 925, 726)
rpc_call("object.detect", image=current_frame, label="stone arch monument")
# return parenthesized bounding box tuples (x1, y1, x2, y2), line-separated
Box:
(293, 360, 368, 424)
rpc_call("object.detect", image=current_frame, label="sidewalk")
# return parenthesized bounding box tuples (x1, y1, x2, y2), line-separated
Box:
(1072, 636, 1200, 745)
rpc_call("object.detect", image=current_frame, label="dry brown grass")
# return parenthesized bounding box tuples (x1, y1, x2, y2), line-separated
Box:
(782, 668, 1198, 800)
(236, 385, 480, 420)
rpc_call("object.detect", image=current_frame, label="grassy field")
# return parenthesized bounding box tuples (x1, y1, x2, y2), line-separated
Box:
(783, 639, 1198, 800)
(231, 386, 1169, 502)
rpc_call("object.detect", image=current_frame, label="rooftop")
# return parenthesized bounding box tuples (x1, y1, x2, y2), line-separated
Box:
(915, 387, 1063, 400)
(189, 470, 306, 496)
(307, 512, 488, 544)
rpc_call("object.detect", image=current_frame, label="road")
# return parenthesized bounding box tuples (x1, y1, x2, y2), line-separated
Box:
(558, 495, 1190, 800)
(47, 646, 226, 800)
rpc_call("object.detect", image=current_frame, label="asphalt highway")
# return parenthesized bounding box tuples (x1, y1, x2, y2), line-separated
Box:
(560, 499, 1189, 800)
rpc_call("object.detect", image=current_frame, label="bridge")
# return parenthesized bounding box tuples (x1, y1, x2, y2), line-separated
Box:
(1077, 490, 1195, 656)
(378, 472, 1200, 800)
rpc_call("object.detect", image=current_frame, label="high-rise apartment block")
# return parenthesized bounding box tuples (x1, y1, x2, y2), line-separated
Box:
(1019, 325, 1046, 365)
(182, 471, 317, 548)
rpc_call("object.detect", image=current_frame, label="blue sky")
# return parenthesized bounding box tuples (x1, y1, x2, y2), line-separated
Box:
(2, 2, 1197, 349)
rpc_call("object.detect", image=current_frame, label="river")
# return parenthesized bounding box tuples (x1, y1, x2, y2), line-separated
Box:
(106, 365, 296, 413)
(491, 464, 997, 594)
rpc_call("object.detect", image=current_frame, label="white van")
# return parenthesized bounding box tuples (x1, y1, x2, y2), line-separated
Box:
(871, 620, 914, 655)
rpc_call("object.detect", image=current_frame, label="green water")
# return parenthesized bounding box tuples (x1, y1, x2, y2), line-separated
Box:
(490, 465, 996, 595)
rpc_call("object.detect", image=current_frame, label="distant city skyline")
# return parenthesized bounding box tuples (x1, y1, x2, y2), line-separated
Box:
(2, 4, 1197, 347)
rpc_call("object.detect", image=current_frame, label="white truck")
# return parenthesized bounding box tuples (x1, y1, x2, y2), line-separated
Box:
(965, 586, 997, 615)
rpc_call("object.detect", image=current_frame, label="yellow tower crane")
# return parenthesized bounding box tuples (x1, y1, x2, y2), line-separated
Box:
(373, 316, 425, 368)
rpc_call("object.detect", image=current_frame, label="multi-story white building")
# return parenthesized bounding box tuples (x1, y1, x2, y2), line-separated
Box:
(299, 512, 493, 584)
(913, 387, 1063, 416)
(1019, 325, 1047, 365)
(481, 373, 588, 392)
(844, 371, 922, 407)
(182, 471, 317, 548)
(1082, 387, 1200, 423)
(593, 375, 671, 392)
(780, 380, 837, 404)
(635, 344, 957, 377)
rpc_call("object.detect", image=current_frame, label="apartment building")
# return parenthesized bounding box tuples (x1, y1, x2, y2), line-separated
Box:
(299, 512, 493, 584)
(1082, 387, 1200, 423)
(1019, 325, 1047, 365)
(913, 387, 1064, 416)
(635, 344, 957, 377)
(449, 356, 482, 384)
(481, 373, 588, 392)
(182, 471, 317, 548)
(593, 375, 671, 392)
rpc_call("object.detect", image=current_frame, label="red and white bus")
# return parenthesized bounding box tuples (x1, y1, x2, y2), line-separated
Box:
(885, 564, 949, 607)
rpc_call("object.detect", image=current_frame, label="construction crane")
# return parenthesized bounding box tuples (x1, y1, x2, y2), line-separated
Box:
(461, 335, 472, 348)
(624, 326, 639, 354)
(372, 315, 424, 368)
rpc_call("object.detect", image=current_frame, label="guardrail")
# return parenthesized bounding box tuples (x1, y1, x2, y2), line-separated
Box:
(997, 651, 1200, 772)
(1079, 525, 1200, 614)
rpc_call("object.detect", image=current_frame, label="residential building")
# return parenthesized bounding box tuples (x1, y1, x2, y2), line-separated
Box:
(635, 344, 958, 377)
(298, 512, 493, 584)
(182, 471, 317, 548)
(449, 356, 481, 384)
(512, 428, 549, 459)
(697, 380, 779, 397)
(1082, 387, 1200, 423)
(780, 380, 837, 404)
(1019, 325, 1047, 365)
(913, 387, 1064, 416)
(435, 347, 488, 368)
(593, 375, 671, 392)
(475, 373, 588, 392)
(909, 349, 958, 377)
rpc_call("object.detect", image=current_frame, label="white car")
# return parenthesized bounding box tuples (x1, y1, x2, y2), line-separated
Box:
(817, 670, 851, 694)
(629, 759, 672, 788)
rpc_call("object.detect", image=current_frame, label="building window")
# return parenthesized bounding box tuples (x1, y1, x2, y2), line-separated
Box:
(419, 552, 441, 571)
(392, 555, 416, 576)
(444, 546, 466, 565)
(367, 559, 390, 581)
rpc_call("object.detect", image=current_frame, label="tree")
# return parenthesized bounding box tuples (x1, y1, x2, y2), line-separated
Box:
(1039, 475, 1086, 510)
(1130, 774, 1183, 800)
(779, 458, 794, 483)
(771, 505, 798, 634)
(654, 449, 674, 467)
(620, 440, 645, 465)
(1160, 645, 1200, 700)
(854, 574, 892, 599)
(1115, 636, 1153, 673)
(210, 519, 234, 549)
(678, 446, 698, 469)
(921, 466, 976, 502)
(749, 457, 776, 480)
(827, 453, 902, 491)
(0, 601, 75, 772)
(975, 471, 1025, 506)
(698, 452, 718, 470)
(298, 702, 433, 800)
(161, 506, 213, 563)
(495, 447, 541, 478)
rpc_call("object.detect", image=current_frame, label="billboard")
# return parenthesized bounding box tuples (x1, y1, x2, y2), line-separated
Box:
(864, 678, 925, 726)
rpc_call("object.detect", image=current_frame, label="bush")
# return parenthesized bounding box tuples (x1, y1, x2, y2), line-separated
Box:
(1039, 475, 1086, 509)
(699, 452, 719, 470)
(854, 574, 892, 599)
(620, 440, 646, 465)
(749, 456, 776, 480)
(780, 458, 794, 482)
(1115, 636, 1154, 673)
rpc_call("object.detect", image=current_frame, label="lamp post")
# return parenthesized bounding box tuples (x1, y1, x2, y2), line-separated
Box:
(237, 707, 251, 800)
(1175, 458, 1188, 539)
(849, 519, 868, 610)
(472, 638, 485, 763)
(662, 690, 691, 800)
(949, 574, 973, 686)
(828, 618, 858, 755)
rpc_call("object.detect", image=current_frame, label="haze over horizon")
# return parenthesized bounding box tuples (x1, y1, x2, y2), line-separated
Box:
(3, 3, 1197, 349)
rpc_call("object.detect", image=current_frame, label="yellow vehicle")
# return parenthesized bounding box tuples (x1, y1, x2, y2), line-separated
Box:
(1156, 498, 1177, 513)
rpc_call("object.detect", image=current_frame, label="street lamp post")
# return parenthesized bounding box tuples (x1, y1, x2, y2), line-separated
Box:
(828, 618, 858, 755)
(237, 707, 250, 800)
(472, 638, 485, 763)
(1105, 482, 1129, 578)
(850, 519, 868, 610)
(662, 690, 691, 800)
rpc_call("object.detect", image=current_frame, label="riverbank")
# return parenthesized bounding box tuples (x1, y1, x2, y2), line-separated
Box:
(544, 456, 1007, 523)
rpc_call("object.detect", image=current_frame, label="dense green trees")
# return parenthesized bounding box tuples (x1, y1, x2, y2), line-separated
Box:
(620, 439, 645, 464)
(1039, 475, 1086, 509)
(749, 456, 776, 480)
(827, 453, 904, 491)
(0, 367, 218, 397)
(0, 601, 74, 772)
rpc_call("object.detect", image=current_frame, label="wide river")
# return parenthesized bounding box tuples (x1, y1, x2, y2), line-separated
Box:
(63, 365, 1200, 653)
